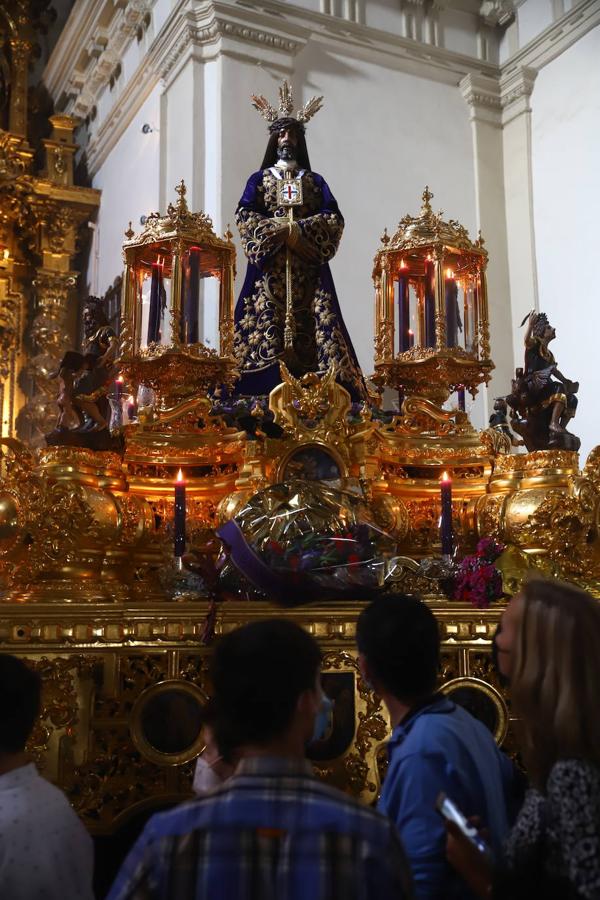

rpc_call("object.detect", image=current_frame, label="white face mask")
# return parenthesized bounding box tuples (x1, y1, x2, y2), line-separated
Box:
(193, 755, 224, 796)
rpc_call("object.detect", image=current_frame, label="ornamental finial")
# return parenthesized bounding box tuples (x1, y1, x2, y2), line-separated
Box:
(421, 186, 434, 214)
(175, 179, 188, 213)
(380, 227, 390, 246)
(124, 221, 134, 240)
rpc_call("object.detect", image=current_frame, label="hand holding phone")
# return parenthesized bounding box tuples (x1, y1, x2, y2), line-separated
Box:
(436, 792, 492, 860)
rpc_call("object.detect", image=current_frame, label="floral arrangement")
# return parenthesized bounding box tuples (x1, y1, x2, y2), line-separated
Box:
(452, 538, 506, 608)
(263, 523, 381, 586)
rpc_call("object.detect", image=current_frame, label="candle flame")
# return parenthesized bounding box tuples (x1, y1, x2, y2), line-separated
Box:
(446, 268, 454, 279)
(116, 375, 124, 383)
(441, 470, 451, 482)
(408, 329, 414, 335)
(400, 258, 407, 269)
(176, 468, 184, 483)
(127, 395, 134, 403)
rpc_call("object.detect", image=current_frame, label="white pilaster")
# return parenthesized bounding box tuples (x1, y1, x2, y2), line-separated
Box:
(460, 72, 513, 417)
(500, 64, 538, 371)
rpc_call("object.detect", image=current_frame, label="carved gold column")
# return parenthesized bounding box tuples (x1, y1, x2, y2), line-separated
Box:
(15, 115, 100, 445)
(433, 246, 446, 349)
(8, 39, 31, 137)
(478, 261, 491, 362)
(19, 269, 77, 443)
(219, 254, 235, 359)
(379, 258, 395, 363)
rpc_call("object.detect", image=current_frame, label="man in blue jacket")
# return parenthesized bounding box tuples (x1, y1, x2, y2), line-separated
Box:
(357, 594, 517, 900)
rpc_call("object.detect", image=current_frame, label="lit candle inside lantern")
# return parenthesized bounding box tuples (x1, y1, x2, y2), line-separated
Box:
(445, 269, 459, 348)
(440, 471, 453, 557)
(126, 395, 136, 422)
(424, 256, 435, 348)
(115, 375, 124, 404)
(408, 328, 415, 348)
(398, 260, 410, 353)
(457, 385, 466, 412)
(174, 468, 186, 558)
(183, 246, 201, 344)
(147, 259, 165, 345)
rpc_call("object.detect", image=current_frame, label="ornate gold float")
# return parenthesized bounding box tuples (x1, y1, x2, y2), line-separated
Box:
(0, 159, 599, 843)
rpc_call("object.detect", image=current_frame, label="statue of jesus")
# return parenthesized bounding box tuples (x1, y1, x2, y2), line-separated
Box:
(233, 82, 366, 401)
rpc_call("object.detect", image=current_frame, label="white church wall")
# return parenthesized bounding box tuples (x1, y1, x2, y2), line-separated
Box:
(530, 24, 600, 463)
(292, 41, 479, 405)
(90, 85, 161, 297)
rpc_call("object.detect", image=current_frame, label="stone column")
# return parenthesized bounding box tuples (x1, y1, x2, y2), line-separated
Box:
(500, 65, 538, 375)
(460, 72, 514, 413)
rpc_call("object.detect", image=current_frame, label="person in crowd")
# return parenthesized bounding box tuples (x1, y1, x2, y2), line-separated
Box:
(447, 578, 600, 899)
(191, 699, 237, 796)
(0, 653, 94, 899)
(356, 593, 518, 900)
(108, 618, 413, 900)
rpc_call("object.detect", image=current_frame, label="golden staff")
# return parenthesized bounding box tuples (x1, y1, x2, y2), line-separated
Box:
(278, 169, 303, 352)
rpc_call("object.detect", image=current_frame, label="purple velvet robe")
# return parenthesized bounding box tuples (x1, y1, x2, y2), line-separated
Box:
(233, 167, 366, 400)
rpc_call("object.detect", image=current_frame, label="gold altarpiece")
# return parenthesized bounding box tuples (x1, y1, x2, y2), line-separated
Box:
(1, 46, 600, 839)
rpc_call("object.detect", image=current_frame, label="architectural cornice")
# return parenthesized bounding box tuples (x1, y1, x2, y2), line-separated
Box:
(502, 0, 600, 74)
(499, 65, 537, 126)
(43, 0, 600, 177)
(44, 0, 153, 119)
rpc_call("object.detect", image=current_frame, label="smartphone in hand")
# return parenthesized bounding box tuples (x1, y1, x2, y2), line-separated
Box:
(436, 792, 492, 860)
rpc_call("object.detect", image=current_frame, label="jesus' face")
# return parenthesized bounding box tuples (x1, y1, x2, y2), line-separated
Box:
(277, 126, 299, 160)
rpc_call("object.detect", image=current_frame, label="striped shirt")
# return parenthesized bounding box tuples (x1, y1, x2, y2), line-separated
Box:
(107, 756, 413, 900)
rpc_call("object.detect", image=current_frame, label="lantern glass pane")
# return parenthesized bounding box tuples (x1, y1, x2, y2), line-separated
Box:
(140, 265, 173, 348)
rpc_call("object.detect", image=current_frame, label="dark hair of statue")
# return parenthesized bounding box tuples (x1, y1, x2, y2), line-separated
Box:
(0, 654, 42, 754)
(83, 297, 110, 328)
(210, 619, 322, 751)
(531, 312, 551, 338)
(356, 594, 440, 702)
(260, 121, 312, 171)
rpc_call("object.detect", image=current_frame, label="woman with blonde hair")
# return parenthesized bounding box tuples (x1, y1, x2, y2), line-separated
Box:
(447, 578, 600, 899)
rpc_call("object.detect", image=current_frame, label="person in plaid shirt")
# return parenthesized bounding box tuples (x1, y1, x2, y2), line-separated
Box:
(108, 619, 413, 900)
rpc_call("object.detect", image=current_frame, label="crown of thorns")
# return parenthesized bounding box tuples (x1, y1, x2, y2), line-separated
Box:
(251, 80, 323, 131)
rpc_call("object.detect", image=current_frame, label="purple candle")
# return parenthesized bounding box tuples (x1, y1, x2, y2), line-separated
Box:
(183, 247, 200, 344)
(445, 270, 458, 348)
(126, 395, 136, 422)
(457, 385, 466, 412)
(147, 262, 164, 344)
(174, 468, 186, 557)
(440, 471, 453, 557)
(398, 262, 410, 352)
(424, 257, 436, 348)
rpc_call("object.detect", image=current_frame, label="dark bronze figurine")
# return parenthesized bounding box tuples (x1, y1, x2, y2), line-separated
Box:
(505, 310, 579, 452)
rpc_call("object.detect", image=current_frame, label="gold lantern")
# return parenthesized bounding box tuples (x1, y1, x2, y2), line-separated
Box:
(373, 187, 493, 406)
(120, 180, 237, 408)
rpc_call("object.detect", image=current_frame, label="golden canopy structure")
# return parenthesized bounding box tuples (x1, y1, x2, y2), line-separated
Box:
(373, 186, 493, 405)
